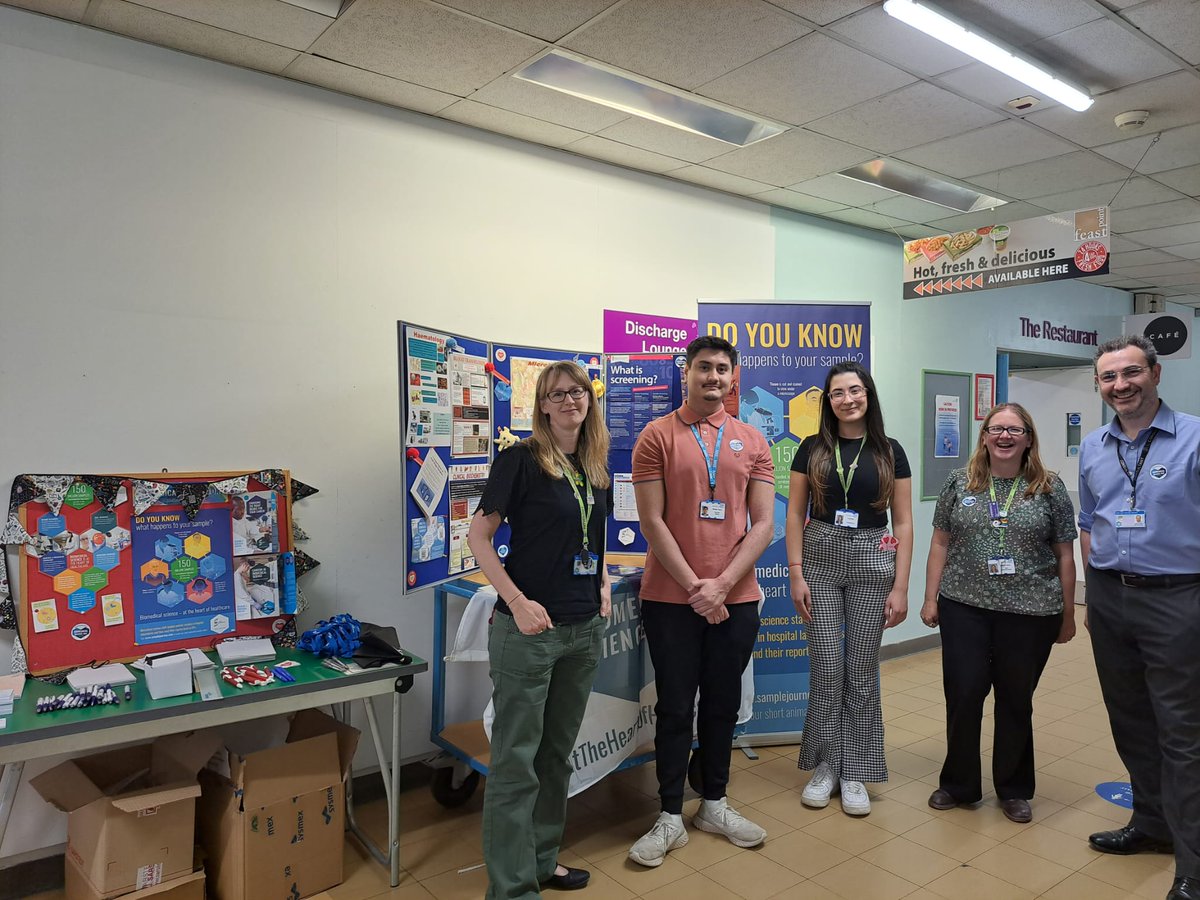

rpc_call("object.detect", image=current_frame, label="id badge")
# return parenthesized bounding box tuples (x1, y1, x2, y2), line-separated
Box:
(834, 508, 859, 528)
(699, 499, 726, 520)
(987, 556, 1016, 576)
(988, 501, 1000, 518)
(1114, 509, 1147, 529)
(573, 551, 598, 576)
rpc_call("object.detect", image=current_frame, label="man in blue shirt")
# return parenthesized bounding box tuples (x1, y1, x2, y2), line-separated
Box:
(1078, 334, 1200, 900)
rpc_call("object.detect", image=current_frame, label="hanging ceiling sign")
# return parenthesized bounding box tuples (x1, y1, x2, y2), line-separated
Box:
(903, 207, 1110, 300)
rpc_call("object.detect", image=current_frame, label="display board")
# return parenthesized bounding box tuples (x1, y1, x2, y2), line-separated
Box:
(921, 370, 973, 500)
(398, 322, 601, 593)
(4, 469, 310, 675)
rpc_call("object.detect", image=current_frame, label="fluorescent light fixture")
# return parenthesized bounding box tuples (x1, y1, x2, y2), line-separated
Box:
(514, 50, 787, 147)
(838, 158, 1008, 212)
(883, 0, 1093, 112)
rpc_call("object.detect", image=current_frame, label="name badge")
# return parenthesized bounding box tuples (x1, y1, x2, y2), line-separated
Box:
(834, 508, 859, 528)
(573, 551, 598, 576)
(699, 500, 726, 520)
(987, 556, 1016, 576)
(988, 501, 1000, 518)
(1114, 509, 1147, 529)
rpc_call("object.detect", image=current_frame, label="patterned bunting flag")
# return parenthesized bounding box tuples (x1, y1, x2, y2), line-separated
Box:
(292, 548, 320, 577)
(255, 469, 287, 493)
(132, 480, 170, 515)
(175, 483, 210, 520)
(271, 617, 299, 649)
(291, 521, 309, 542)
(1, 513, 31, 546)
(213, 475, 250, 497)
(0, 597, 14, 632)
(291, 478, 319, 501)
(30, 476, 72, 515)
(8, 476, 37, 516)
(80, 475, 125, 510)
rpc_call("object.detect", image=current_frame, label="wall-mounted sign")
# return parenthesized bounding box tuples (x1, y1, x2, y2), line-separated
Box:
(603, 309, 697, 353)
(903, 207, 1109, 300)
(1124, 312, 1192, 360)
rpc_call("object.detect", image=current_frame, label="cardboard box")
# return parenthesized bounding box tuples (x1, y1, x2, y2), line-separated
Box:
(65, 855, 205, 900)
(198, 708, 361, 900)
(31, 733, 219, 900)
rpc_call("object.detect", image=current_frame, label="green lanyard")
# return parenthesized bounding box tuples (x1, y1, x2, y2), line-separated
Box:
(835, 437, 867, 508)
(988, 476, 1021, 555)
(563, 465, 595, 553)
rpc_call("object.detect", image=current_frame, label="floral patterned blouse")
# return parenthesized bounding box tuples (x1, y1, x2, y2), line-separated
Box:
(932, 469, 1078, 615)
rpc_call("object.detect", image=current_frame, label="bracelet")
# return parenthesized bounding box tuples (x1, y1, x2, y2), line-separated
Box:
(787, 563, 803, 569)
(508, 591, 526, 605)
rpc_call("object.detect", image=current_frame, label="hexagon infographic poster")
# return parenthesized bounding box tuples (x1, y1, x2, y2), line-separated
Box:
(130, 505, 236, 643)
(699, 301, 871, 738)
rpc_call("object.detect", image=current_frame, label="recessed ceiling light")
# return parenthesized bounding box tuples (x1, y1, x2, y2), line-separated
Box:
(837, 158, 1008, 213)
(513, 50, 787, 147)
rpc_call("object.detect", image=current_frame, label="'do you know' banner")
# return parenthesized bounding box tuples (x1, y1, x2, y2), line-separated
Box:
(699, 301, 871, 738)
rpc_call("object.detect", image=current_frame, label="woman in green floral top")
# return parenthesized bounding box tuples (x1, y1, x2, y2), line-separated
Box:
(921, 403, 1077, 825)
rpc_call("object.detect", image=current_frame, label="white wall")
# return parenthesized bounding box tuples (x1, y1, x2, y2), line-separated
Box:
(0, 8, 775, 862)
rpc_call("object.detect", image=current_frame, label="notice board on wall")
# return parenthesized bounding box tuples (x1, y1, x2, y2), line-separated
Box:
(922, 370, 973, 500)
(398, 321, 601, 593)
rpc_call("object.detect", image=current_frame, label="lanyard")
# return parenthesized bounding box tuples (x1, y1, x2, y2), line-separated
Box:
(1115, 428, 1157, 508)
(562, 464, 594, 552)
(835, 436, 867, 508)
(690, 420, 726, 499)
(988, 475, 1022, 554)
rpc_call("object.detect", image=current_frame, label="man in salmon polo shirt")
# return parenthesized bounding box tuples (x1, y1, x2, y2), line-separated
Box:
(627, 335, 775, 868)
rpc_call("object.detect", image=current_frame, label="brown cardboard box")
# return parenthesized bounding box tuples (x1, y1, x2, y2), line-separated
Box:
(65, 855, 205, 900)
(197, 708, 361, 900)
(31, 733, 219, 900)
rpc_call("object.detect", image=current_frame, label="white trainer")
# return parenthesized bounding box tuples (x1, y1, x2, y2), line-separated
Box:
(629, 812, 688, 867)
(692, 798, 767, 848)
(801, 762, 836, 809)
(840, 780, 871, 816)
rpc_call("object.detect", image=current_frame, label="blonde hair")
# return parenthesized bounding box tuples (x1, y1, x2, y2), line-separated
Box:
(966, 402, 1056, 496)
(525, 361, 611, 489)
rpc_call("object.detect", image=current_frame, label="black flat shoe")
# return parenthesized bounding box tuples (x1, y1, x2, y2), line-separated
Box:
(1168, 875, 1200, 900)
(928, 788, 958, 810)
(1088, 824, 1174, 855)
(1001, 799, 1032, 823)
(541, 866, 590, 890)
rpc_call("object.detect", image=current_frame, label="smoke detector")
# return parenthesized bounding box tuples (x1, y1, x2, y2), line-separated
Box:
(1114, 110, 1150, 132)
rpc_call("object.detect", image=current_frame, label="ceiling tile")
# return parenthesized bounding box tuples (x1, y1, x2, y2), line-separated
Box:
(84, 0, 299, 73)
(595, 117, 731, 164)
(923, 201, 1053, 233)
(932, 60, 1063, 114)
(1027, 177, 1187, 214)
(562, 135, 685, 173)
(3, 0, 88, 18)
(764, 0, 875, 26)
(1029, 18, 1179, 93)
(1112, 248, 1187, 267)
(1110, 198, 1200, 232)
(827, 5, 975, 77)
(895, 121, 1076, 179)
(1143, 274, 1200, 286)
(1163, 241, 1200, 260)
(1157, 290, 1200, 302)
(1124, 0, 1200, 65)
(1122, 221, 1200, 246)
(1154, 164, 1200, 198)
(788, 173, 899, 205)
(128, 0, 333, 51)
(971, 151, 1129, 200)
(819, 207, 916, 231)
(467, 72, 629, 132)
(431, 0, 620, 42)
(283, 55, 458, 113)
(1111, 235, 1147, 251)
(562, 0, 811, 90)
(308, 0, 544, 96)
(705, 128, 874, 186)
(1085, 273, 1152, 286)
(935, 0, 1102, 44)
(669, 165, 779, 196)
(753, 189, 848, 214)
(1093, 123, 1200, 175)
(867, 194, 965, 223)
(698, 32, 915, 126)
(1117, 262, 1200, 279)
(806, 81, 1005, 153)
(894, 223, 939, 239)
(1025, 72, 1200, 147)
(439, 99, 587, 146)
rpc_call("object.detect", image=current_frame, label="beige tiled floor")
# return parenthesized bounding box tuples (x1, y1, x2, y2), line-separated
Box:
(24, 605, 1173, 900)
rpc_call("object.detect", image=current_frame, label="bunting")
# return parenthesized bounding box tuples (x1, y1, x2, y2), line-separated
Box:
(132, 480, 171, 515)
(290, 478, 319, 501)
(292, 548, 320, 577)
(29, 476, 72, 515)
(80, 475, 126, 510)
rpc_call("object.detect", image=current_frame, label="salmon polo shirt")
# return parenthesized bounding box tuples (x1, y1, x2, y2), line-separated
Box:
(631, 405, 774, 604)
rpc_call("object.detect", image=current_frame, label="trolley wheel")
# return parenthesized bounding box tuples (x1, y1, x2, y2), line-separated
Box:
(687, 749, 703, 794)
(431, 765, 481, 808)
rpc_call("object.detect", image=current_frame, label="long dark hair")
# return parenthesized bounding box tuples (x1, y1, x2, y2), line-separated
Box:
(806, 361, 894, 516)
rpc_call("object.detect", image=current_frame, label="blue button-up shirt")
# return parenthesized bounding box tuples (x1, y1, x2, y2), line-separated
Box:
(1078, 402, 1200, 574)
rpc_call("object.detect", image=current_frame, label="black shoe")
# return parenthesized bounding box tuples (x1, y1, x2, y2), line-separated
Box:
(541, 866, 590, 890)
(1001, 798, 1032, 824)
(1168, 876, 1200, 900)
(1088, 825, 1174, 855)
(928, 788, 957, 810)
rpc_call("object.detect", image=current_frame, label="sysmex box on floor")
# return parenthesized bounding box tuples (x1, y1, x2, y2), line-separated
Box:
(31, 732, 220, 899)
(197, 708, 361, 900)
(65, 855, 205, 900)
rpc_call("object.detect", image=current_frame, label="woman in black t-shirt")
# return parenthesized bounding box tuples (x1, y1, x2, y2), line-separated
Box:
(784, 361, 913, 817)
(468, 360, 612, 899)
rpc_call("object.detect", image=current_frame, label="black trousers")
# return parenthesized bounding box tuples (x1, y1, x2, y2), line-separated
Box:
(641, 599, 760, 814)
(937, 594, 1060, 803)
(1086, 567, 1200, 879)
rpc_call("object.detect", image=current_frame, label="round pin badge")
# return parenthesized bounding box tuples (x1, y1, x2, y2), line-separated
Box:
(1150, 464, 1168, 479)
(71, 623, 91, 641)
(962, 496, 978, 507)
(729, 439, 744, 452)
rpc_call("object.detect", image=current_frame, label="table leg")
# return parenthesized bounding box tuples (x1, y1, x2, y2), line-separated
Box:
(0, 761, 24, 854)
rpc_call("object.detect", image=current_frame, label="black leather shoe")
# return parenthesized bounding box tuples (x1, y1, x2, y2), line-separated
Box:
(1168, 875, 1200, 899)
(541, 866, 590, 890)
(1088, 825, 1174, 855)
(1001, 798, 1032, 823)
(928, 788, 958, 810)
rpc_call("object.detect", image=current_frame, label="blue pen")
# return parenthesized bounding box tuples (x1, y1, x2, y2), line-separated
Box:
(272, 666, 295, 683)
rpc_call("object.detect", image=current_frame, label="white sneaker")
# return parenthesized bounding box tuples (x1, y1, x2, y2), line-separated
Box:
(692, 798, 767, 848)
(801, 762, 836, 809)
(840, 780, 871, 816)
(629, 812, 688, 867)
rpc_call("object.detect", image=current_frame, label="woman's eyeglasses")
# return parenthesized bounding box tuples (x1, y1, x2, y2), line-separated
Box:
(828, 386, 866, 401)
(1097, 365, 1148, 384)
(984, 425, 1029, 436)
(546, 387, 587, 403)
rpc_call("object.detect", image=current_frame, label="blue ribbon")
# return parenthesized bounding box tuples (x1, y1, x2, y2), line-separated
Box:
(298, 613, 362, 658)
